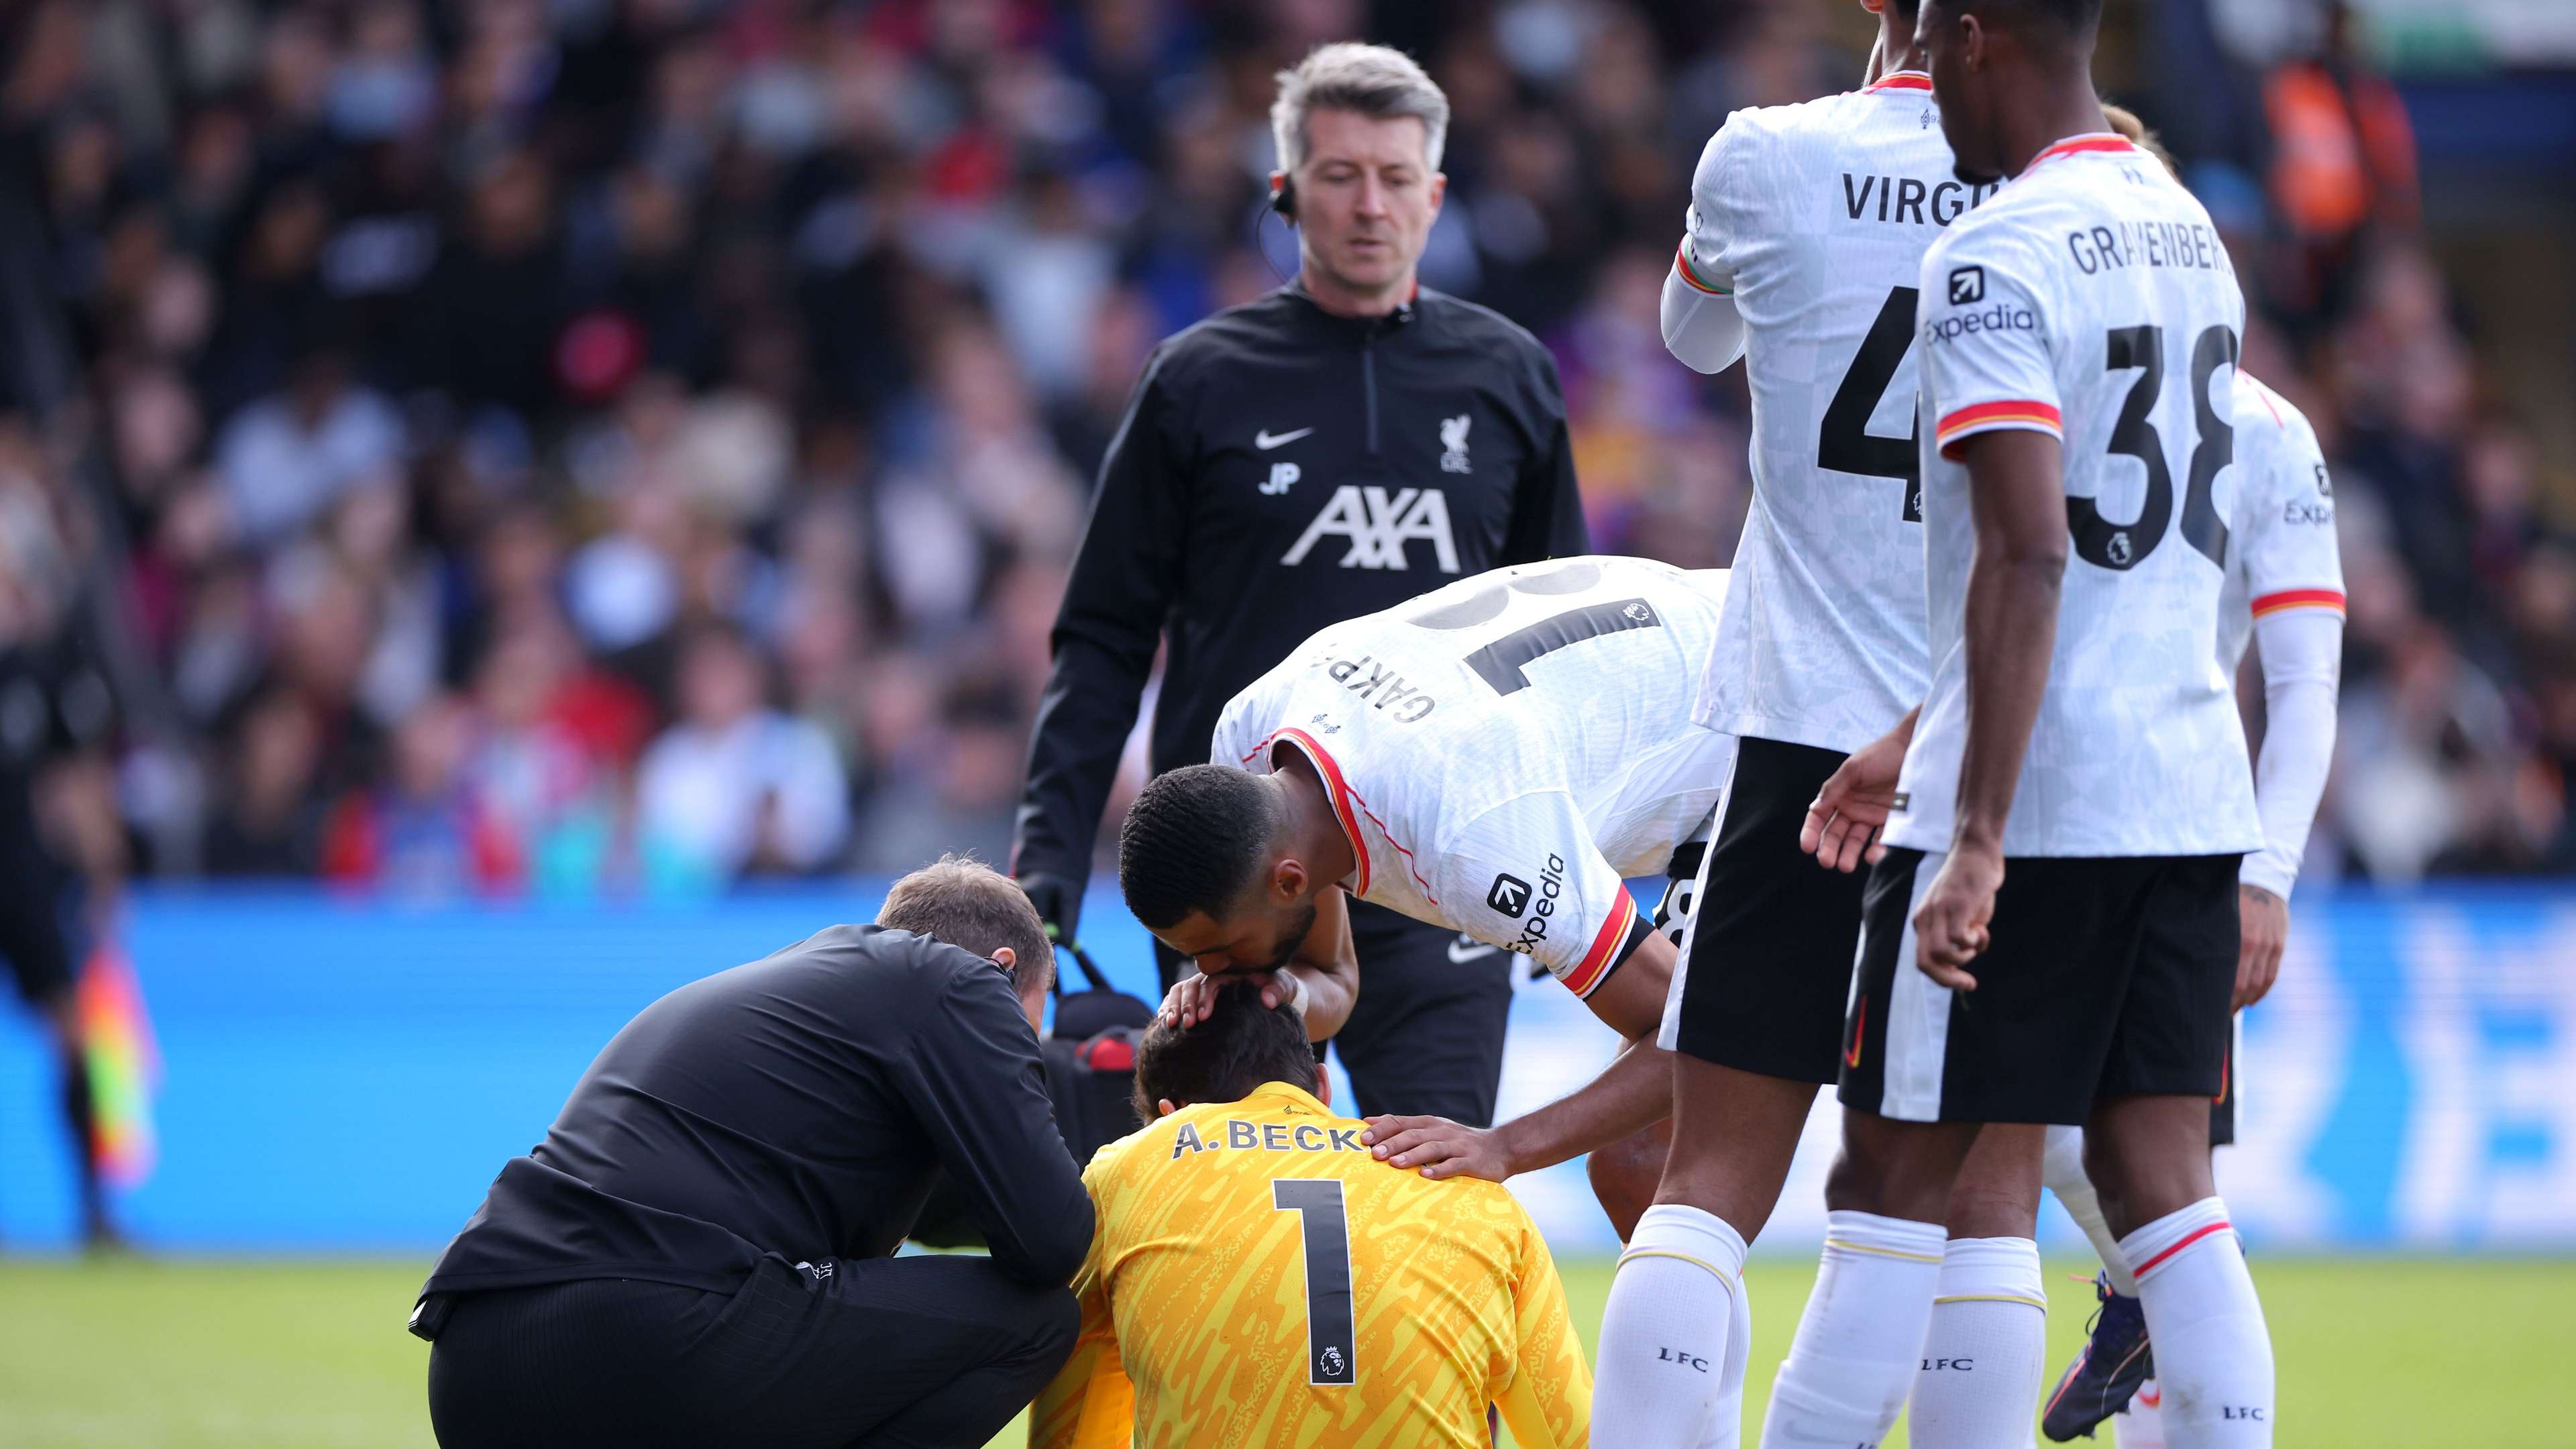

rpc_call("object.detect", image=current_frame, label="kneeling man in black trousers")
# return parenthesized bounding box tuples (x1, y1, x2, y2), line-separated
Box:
(414, 857, 1090, 1448)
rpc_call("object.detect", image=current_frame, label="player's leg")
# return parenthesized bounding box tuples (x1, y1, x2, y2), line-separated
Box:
(1913, 1124, 2049, 1449)
(2087, 855, 2271, 1448)
(1596, 740, 1860, 1448)
(1771, 853, 2139, 1449)
(1759, 845, 1982, 1449)
(2105, 1041, 2236, 1448)
(2039, 1125, 2158, 1443)
(1325, 902, 1515, 1124)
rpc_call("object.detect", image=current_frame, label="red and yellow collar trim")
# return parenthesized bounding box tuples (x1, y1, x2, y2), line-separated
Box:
(1269, 728, 1372, 897)
(1864, 70, 1931, 93)
(2023, 133, 2137, 174)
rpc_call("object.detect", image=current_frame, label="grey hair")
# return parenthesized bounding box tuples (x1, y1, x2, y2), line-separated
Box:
(1270, 43, 1450, 177)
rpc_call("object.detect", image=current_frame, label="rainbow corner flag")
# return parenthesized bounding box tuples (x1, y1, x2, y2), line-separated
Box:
(77, 942, 162, 1190)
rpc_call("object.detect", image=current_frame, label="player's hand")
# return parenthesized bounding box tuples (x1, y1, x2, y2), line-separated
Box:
(2235, 883, 2287, 1010)
(1359, 1116, 1513, 1181)
(1801, 726, 1910, 872)
(1911, 845, 2003, 989)
(1156, 968, 1291, 1028)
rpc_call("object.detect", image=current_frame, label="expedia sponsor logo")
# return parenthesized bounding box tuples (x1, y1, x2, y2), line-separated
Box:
(1501, 854, 1566, 955)
(1320, 652, 1436, 722)
(2283, 500, 2334, 527)
(1924, 302, 2037, 345)
(1487, 874, 1531, 917)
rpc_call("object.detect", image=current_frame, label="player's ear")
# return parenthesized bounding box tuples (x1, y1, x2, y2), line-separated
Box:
(1156, 1097, 1179, 1118)
(1272, 856, 1309, 901)
(1313, 1065, 1332, 1108)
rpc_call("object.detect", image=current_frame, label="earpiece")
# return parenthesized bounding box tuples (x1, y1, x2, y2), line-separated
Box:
(1271, 176, 1298, 222)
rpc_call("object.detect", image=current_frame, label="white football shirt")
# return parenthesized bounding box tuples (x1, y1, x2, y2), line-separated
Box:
(1888, 133, 2263, 858)
(1677, 71, 1997, 753)
(1211, 556, 1736, 998)
(2217, 372, 2345, 673)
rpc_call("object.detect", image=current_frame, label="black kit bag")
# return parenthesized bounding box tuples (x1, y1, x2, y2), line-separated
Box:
(1039, 943, 1155, 1165)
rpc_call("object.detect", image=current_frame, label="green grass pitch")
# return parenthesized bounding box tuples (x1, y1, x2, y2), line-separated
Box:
(0, 1255, 2561, 1446)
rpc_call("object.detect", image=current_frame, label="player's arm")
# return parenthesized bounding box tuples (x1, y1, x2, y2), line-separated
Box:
(1803, 704, 1921, 872)
(1911, 237, 2068, 987)
(1914, 427, 2064, 985)
(1013, 345, 1189, 945)
(2234, 420, 2347, 1007)
(1364, 798, 1671, 1180)
(1493, 1212, 1594, 1449)
(2236, 603, 2339, 1008)
(1664, 125, 1748, 374)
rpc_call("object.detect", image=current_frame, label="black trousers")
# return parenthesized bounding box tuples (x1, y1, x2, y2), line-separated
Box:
(1154, 898, 1515, 1125)
(426, 1254, 1078, 1448)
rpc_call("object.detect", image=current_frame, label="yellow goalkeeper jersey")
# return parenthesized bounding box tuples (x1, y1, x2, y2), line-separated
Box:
(1030, 1080, 1591, 1449)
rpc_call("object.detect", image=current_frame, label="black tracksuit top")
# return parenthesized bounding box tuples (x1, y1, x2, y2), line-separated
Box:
(1011, 283, 1589, 914)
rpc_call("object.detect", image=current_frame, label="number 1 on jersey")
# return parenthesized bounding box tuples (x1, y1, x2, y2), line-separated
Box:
(1273, 1178, 1358, 1386)
(1817, 285, 1923, 521)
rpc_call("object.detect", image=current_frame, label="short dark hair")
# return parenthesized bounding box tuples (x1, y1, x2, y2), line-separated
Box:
(878, 854, 1053, 996)
(1118, 765, 1281, 930)
(1130, 980, 1317, 1121)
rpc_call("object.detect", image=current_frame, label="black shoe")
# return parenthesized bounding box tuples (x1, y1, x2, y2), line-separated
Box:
(2041, 1273, 2154, 1441)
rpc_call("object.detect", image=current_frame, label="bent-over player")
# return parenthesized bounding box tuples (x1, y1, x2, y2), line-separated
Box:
(1114, 555, 1737, 1231)
(1032, 980, 1591, 1448)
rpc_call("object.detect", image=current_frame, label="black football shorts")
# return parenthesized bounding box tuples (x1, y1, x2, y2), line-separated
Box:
(1660, 736, 1869, 1085)
(1837, 847, 2241, 1125)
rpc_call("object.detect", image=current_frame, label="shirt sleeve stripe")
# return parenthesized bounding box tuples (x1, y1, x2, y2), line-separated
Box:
(2251, 588, 2346, 618)
(1934, 400, 2064, 460)
(1935, 400, 2063, 441)
(1558, 885, 1638, 1000)
(1673, 243, 1729, 296)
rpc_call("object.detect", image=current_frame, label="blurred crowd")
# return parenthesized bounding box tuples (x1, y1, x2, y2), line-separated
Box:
(0, 0, 2563, 899)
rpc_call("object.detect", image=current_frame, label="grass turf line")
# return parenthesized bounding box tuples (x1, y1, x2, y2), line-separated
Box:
(0, 1256, 2561, 1447)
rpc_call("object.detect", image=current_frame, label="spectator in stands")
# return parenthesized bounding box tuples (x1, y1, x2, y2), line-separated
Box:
(635, 622, 848, 890)
(0, 0, 2549, 900)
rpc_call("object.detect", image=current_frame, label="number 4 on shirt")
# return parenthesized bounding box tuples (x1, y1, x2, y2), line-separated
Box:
(1819, 285, 1925, 522)
(1273, 1179, 1358, 1387)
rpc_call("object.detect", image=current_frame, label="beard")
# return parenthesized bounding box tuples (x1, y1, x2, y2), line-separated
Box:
(1259, 898, 1320, 972)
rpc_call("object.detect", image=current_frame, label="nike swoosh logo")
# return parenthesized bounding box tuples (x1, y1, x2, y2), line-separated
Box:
(1254, 427, 1313, 450)
(1446, 934, 1500, 963)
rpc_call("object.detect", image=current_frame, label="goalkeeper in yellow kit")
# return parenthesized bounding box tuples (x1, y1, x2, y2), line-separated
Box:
(1032, 981, 1591, 1448)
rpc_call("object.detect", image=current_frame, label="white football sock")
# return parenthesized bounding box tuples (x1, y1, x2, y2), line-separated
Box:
(1910, 1236, 2047, 1449)
(1595, 1204, 1749, 1449)
(2041, 1125, 2138, 1295)
(1756, 1210, 1945, 1449)
(2119, 1381, 2169, 1448)
(1705, 1241, 1753, 1449)
(2120, 1198, 2273, 1447)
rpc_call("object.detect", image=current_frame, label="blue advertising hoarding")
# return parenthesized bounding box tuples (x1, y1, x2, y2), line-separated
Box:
(0, 883, 2567, 1256)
